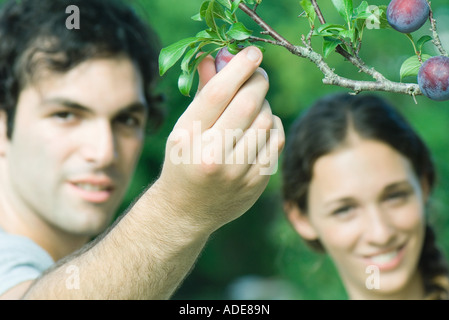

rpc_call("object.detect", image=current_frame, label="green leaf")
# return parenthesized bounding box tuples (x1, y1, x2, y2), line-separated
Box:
(205, 1, 218, 31)
(231, 0, 244, 14)
(178, 71, 195, 97)
(417, 35, 432, 52)
(191, 13, 203, 21)
(339, 28, 356, 43)
(181, 47, 199, 73)
(227, 42, 241, 55)
(159, 37, 199, 76)
(196, 29, 219, 40)
(226, 22, 253, 40)
(212, 1, 228, 22)
(355, 0, 368, 17)
(378, 5, 391, 29)
(399, 54, 432, 81)
(331, 0, 353, 25)
(178, 52, 212, 96)
(314, 23, 346, 36)
(299, 0, 316, 24)
(225, 9, 236, 23)
(216, 0, 231, 9)
(199, 1, 211, 20)
(219, 24, 228, 40)
(323, 37, 342, 58)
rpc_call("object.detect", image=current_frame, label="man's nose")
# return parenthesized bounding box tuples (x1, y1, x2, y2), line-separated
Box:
(80, 120, 117, 168)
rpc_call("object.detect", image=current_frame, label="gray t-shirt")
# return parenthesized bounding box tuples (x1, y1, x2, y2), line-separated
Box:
(0, 228, 53, 295)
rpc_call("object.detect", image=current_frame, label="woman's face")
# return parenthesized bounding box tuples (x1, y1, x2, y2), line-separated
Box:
(289, 137, 427, 299)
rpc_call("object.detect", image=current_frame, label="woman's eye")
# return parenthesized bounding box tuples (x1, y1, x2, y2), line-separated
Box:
(333, 205, 354, 216)
(384, 191, 410, 204)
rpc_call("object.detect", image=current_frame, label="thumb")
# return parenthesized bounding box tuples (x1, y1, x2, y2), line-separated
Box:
(196, 54, 216, 94)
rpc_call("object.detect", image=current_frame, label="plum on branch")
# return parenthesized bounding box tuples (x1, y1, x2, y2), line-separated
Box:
(386, 0, 430, 34)
(418, 56, 449, 101)
(159, 0, 449, 102)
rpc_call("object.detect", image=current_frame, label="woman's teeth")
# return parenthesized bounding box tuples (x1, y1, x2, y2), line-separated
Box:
(369, 250, 399, 264)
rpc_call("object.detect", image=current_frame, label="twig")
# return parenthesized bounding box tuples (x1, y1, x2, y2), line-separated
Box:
(248, 36, 278, 46)
(234, 1, 295, 51)
(426, 0, 448, 56)
(253, 2, 259, 13)
(310, 0, 386, 82)
(310, 0, 326, 24)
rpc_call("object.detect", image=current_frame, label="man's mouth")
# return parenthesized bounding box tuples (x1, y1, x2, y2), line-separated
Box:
(73, 182, 113, 192)
(68, 177, 116, 203)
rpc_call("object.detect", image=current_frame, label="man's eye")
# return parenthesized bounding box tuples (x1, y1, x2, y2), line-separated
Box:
(333, 205, 355, 216)
(51, 111, 77, 122)
(115, 114, 142, 127)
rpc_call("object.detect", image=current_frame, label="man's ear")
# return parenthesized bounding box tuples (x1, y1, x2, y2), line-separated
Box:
(0, 110, 8, 156)
(284, 201, 319, 241)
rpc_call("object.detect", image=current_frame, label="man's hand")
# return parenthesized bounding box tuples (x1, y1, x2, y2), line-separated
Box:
(157, 46, 285, 233)
(20, 47, 284, 300)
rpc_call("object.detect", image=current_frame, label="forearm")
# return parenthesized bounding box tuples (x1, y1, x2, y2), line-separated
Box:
(23, 180, 210, 299)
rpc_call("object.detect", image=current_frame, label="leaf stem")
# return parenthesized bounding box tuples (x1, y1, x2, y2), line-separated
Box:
(406, 33, 422, 63)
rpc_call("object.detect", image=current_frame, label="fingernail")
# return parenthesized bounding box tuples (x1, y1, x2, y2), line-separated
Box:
(247, 47, 261, 62)
(257, 67, 269, 81)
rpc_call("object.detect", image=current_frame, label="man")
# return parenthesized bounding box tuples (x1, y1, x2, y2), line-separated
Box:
(0, 0, 284, 299)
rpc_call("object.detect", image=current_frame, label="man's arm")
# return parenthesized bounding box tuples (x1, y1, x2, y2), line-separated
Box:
(9, 47, 284, 299)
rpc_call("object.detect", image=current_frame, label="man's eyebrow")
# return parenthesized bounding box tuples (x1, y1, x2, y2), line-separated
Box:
(41, 97, 148, 114)
(42, 97, 91, 113)
(381, 181, 413, 193)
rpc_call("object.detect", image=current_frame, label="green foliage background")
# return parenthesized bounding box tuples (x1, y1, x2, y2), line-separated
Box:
(5, 0, 444, 299)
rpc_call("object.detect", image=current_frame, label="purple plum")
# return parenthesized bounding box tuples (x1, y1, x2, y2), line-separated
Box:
(215, 47, 236, 73)
(387, 0, 430, 33)
(418, 56, 449, 101)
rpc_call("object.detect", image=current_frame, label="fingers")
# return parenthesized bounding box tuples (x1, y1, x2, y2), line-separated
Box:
(212, 68, 269, 133)
(226, 99, 272, 159)
(226, 102, 285, 177)
(254, 115, 285, 176)
(177, 46, 263, 130)
(168, 44, 285, 179)
(196, 54, 216, 94)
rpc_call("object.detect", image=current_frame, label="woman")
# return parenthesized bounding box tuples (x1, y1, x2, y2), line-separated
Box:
(282, 93, 449, 299)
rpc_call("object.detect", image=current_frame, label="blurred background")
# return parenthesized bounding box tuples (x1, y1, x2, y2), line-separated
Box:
(126, 0, 449, 299)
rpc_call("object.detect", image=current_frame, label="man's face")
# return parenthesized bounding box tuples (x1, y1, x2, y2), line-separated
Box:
(4, 56, 147, 237)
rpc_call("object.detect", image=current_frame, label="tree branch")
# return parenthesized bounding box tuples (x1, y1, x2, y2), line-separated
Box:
(310, 0, 326, 24)
(235, 1, 296, 52)
(310, 0, 387, 82)
(231, 0, 422, 98)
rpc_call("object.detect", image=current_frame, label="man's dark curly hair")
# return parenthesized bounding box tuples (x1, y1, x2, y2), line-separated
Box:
(0, 0, 163, 138)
